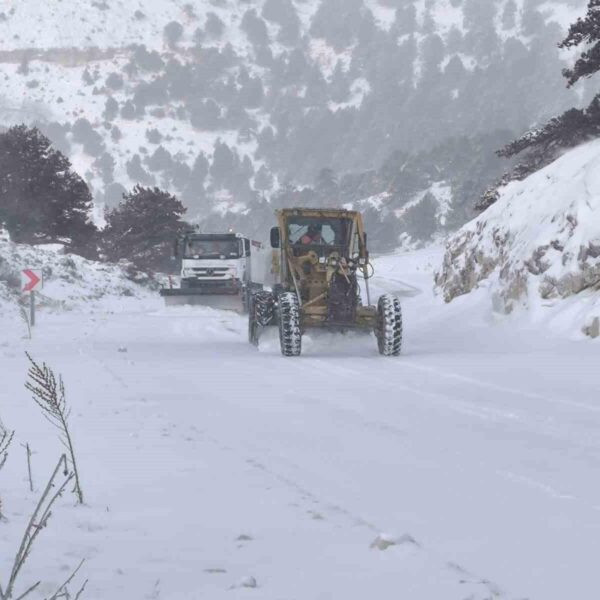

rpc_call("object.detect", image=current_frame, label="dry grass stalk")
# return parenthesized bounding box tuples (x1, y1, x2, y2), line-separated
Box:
(24, 354, 83, 504)
(20, 443, 33, 493)
(0, 426, 15, 520)
(0, 427, 13, 471)
(45, 559, 87, 600)
(19, 306, 31, 340)
(0, 455, 75, 600)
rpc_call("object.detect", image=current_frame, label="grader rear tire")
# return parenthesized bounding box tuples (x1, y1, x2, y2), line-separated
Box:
(248, 294, 259, 346)
(376, 294, 403, 356)
(248, 291, 275, 347)
(278, 292, 302, 357)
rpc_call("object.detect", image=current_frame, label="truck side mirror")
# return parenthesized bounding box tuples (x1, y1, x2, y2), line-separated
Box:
(244, 238, 251, 256)
(270, 227, 280, 249)
(173, 239, 179, 257)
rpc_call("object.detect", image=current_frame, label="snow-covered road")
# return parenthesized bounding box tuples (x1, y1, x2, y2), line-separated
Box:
(2, 249, 600, 600)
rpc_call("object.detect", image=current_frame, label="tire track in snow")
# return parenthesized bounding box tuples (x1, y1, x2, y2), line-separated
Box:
(193, 424, 509, 600)
(261, 356, 600, 515)
(286, 353, 600, 463)
(396, 359, 600, 415)
(370, 275, 422, 298)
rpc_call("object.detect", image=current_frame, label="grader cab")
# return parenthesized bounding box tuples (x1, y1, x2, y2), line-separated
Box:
(248, 208, 403, 357)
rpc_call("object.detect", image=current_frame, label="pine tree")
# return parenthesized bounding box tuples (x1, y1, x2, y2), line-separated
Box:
(421, 9, 436, 35)
(310, 0, 365, 51)
(254, 165, 274, 195)
(126, 154, 155, 185)
(189, 152, 209, 189)
(484, 1, 600, 210)
(0, 125, 96, 251)
(145, 146, 174, 173)
(164, 21, 184, 48)
(103, 96, 119, 121)
(521, 0, 545, 37)
(210, 141, 238, 188)
(488, 97, 600, 209)
(182, 153, 209, 206)
(559, 0, 600, 87)
(262, 0, 301, 44)
(502, 0, 517, 30)
(315, 168, 339, 207)
(189, 98, 221, 130)
(400, 192, 439, 241)
(463, 0, 496, 32)
(498, 102, 600, 161)
(421, 33, 446, 77)
(330, 62, 351, 103)
(94, 152, 115, 184)
(393, 4, 417, 36)
(101, 185, 187, 272)
(204, 12, 224, 40)
(238, 75, 264, 108)
(169, 160, 192, 191)
(241, 9, 270, 47)
(463, 0, 498, 57)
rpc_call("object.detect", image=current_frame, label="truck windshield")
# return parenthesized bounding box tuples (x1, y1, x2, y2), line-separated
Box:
(184, 238, 240, 259)
(288, 217, 351, 250)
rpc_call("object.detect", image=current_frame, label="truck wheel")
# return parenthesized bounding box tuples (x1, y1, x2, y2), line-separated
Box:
(278, 292, 302, 357)
(375, 294, 402, 356)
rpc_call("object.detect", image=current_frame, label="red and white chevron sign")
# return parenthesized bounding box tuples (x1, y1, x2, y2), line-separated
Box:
(21, 269, 43, 293)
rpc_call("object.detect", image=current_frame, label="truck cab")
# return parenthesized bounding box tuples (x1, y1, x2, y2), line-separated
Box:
(161, 230, 271, 312)
(178, 233, 251, 294)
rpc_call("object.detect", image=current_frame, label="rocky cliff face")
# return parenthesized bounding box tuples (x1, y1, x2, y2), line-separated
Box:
(436, 138, 600, 336)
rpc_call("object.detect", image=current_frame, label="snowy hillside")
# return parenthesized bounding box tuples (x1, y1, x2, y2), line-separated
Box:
(0, 237, 157, 336)
(0, 0, 590, 247)
(436, 138, 600, 338)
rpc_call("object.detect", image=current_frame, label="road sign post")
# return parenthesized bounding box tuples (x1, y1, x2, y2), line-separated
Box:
(21, 269, 43, 327)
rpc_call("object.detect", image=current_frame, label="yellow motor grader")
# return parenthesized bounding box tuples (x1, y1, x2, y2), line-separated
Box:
(248, 208, 403, 356)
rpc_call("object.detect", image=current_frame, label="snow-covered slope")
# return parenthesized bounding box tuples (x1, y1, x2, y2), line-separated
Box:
(436, 138, 600, 338)
(0, 238, 157, 335)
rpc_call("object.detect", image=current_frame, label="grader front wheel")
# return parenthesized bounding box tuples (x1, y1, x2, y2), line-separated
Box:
(278, 292, 302, 357)
(376, 294, 403, 356)
(248, 294, 259, 346)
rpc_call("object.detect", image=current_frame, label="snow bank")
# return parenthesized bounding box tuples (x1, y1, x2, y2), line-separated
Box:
(0, 239, 158, 318)
(436, 138, 600, 338)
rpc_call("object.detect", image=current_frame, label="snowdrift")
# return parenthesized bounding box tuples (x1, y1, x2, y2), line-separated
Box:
(436, 138, 600, 338)
(0, 239, 157, 318)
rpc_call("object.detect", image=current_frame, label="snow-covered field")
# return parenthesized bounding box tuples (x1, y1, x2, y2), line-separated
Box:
(1, 246, 599, 600)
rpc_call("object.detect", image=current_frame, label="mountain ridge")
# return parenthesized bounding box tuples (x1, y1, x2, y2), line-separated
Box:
(0, 0, 589, 248)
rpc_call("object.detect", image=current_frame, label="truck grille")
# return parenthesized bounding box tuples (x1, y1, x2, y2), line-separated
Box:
(191, 267, 230, 278)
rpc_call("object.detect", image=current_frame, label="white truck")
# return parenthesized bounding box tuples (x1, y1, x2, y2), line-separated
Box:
(160, 231, 271, 312)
